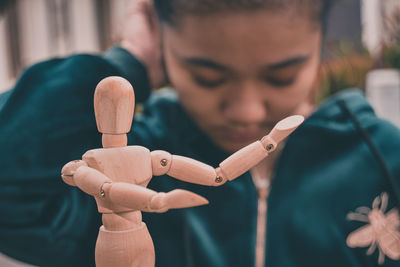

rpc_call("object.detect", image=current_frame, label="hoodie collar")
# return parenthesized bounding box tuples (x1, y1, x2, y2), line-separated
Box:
(305, 89, 374, 126)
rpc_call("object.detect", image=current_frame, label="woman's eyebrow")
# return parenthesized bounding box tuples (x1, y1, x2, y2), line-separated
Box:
(179, 54, 310, 71)
(266, 55, 310, 71)
(181, 57, 228, 71)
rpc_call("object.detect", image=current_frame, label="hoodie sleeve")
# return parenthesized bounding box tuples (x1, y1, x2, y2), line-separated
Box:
(0, 46, 150, 267)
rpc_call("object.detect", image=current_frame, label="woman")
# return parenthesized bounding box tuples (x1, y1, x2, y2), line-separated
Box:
(0, 0, 399, 266)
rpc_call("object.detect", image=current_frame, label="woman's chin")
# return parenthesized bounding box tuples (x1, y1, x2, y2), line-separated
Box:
(214, 139, 255, 154)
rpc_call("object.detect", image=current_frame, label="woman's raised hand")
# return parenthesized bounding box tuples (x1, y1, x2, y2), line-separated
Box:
(120, 0, 167, 89)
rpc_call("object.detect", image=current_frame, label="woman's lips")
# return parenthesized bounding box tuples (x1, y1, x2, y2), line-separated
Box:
(215, 127, 266, 143)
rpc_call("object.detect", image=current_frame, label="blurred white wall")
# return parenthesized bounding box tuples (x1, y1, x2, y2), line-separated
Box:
(361, 0, 384, 55)
(0, 0, 132, 93)
(362, 0, 400, 55)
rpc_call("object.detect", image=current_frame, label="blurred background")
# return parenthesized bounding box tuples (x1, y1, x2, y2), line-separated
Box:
(0, 0, 399, 95)
(0, 0, 399, 266)
(0, 0, 132, 93)
(0, 0, 399, 99)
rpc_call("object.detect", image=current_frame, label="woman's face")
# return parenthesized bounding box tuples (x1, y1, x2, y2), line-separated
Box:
(162, 9, 322, 153)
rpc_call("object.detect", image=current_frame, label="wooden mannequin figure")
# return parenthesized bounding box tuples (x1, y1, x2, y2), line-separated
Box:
(61, 76, 304, 267)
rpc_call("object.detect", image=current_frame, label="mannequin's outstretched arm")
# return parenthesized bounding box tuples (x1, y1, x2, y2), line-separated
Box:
(152, 115, 304, 186)
(61, 163, 208, 212)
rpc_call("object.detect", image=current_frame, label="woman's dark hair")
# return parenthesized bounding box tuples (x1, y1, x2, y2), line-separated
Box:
(153, 0, 333, 34)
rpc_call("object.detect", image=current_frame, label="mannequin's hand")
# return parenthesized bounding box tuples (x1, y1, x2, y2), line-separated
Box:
(61, 160, 88, 186)
(120, 0, 167, 88)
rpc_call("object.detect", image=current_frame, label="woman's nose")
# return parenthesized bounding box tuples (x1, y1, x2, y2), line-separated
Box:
(222, 84, 267, 125)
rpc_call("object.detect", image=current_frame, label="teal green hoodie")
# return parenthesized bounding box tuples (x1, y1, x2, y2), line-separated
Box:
(1, 47, 400, 267)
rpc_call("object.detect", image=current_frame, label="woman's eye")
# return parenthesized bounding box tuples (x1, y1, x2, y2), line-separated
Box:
(265, 76, 295, 87)
(193, 76, 226, 88)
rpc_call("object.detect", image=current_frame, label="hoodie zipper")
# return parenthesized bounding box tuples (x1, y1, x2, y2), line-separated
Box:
(251, 163, 272, 267)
